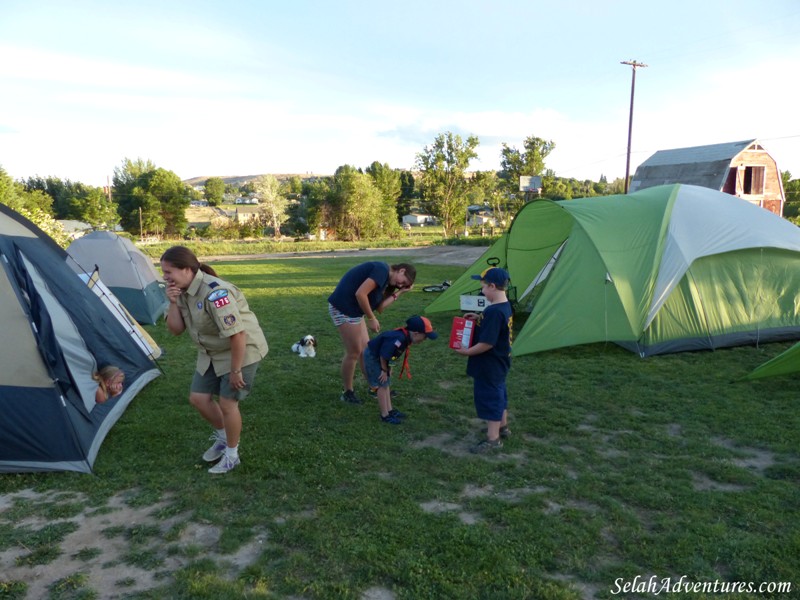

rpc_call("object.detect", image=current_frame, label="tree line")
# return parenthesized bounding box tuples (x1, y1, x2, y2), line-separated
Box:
(3, 131, 800, 246)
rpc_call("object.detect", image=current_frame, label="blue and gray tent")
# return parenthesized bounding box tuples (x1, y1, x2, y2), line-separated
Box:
(0, 205, 160, 473)
(67, 231, 168, 325)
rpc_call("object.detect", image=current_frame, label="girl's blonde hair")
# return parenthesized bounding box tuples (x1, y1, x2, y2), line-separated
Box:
(93, 365, 124, 398)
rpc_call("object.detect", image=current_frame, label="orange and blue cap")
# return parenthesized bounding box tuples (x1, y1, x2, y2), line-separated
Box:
(406, 315, 438, 339)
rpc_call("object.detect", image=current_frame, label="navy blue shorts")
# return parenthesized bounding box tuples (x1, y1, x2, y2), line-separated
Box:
(473, 378, 508, 421)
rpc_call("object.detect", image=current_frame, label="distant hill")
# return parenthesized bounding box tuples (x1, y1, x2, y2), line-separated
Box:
(183, 174, 332, 187)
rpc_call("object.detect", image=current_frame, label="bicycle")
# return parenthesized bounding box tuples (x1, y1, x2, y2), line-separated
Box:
(422, 280, 452, 292)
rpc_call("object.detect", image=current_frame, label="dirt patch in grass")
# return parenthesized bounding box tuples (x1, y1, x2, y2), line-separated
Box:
(690, 472, 748, 492)
(711, 436, 776, 474)
(0, 489, 265, 599)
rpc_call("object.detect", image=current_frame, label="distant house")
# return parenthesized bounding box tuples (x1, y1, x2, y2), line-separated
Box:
(630, 139, 785, 216)
(234, 206, 262, 224)
(57, 219, 93, 240)
(467, 205, 497, 228)
(402, 213, 436, 227)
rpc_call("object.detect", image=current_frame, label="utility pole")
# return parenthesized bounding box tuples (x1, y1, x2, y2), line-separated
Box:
(621, 59, 647, 194)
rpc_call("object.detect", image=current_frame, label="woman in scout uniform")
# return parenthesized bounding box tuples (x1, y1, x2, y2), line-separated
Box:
(161, 246, 268, 474)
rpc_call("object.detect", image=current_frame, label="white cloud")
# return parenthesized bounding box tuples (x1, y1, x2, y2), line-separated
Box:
(2, 31, 798, 187)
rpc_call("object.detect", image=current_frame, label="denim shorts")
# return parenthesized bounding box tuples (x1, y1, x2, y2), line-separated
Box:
(191, 362, 260, 401)
(364, 348, 390, 389)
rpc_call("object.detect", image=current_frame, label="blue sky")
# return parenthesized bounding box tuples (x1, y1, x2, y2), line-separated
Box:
(1, 0, 798, 187)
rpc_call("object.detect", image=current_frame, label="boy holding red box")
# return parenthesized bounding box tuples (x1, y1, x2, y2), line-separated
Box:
(451, 267, 513, 453)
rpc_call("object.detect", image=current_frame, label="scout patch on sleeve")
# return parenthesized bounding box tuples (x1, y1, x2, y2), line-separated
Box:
(223, 314, 237, 328)
(208, 289, 230, 309)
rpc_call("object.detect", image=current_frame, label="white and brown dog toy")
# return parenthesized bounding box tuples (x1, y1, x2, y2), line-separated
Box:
(291, 335, 317, 358)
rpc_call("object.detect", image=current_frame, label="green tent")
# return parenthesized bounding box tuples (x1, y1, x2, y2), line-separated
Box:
(746, 342, 800, 380)
(426, 184, 800, 357)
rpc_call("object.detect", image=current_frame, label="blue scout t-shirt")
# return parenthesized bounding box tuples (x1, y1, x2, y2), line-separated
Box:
(367, 329, 411, 364)
(466, 301, 512, 384)
(328, 262, 390, 317)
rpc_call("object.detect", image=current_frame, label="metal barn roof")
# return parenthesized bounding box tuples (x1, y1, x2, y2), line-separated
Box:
(631, 139, 759, 192)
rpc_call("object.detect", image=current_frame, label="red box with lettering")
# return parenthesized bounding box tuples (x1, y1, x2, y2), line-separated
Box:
(449, 316, 475, 349)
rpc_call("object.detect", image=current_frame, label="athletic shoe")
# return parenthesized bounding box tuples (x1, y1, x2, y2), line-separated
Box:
(380, 414, 403, 425)
(340, 389, 363, 404)
(470, 438, 503, 454)
(368, 387, 398, 398)
(208, 454, 240, 474)
(388, 408, 406, 420)
(202, 435, 227, 462)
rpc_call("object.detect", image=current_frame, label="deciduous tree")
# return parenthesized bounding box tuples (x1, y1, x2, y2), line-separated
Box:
(23, 177, 119, 228)
(0, 166, 69, 246)
(366, 161, 403, 237)
(398, 170, 418, 217)
(469, 171, 507, 231)
(204, 177, 225, 206)
(499, 135, 555, 197)
(415, 132, 479, 236)
(253, 174, 288, 238)
(329, 166, 383, 240)
(112, 158, 189, 236)
(303, 178, 333, 234)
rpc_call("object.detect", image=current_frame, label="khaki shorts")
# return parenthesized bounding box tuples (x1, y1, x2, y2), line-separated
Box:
(191, 362, 260, 401)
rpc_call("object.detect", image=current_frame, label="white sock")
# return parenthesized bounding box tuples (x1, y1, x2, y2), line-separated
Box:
(215, 428, 227, 442)
(226, 445, 239, 459)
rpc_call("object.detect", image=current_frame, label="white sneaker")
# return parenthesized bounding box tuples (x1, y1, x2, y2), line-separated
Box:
(202, 435, 227, 462)
(208, 454, 240, 474)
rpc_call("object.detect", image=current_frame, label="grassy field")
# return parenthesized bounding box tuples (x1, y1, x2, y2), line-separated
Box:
(1, 254, 799, 599)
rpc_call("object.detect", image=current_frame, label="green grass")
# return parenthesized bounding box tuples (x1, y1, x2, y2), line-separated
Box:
(1, 254, 799, 599)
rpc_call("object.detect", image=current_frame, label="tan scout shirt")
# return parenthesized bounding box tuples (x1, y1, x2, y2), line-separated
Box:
(177, 270, 268, 375)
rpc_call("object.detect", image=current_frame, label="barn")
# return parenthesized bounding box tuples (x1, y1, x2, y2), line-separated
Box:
(630, 139, 785, 216)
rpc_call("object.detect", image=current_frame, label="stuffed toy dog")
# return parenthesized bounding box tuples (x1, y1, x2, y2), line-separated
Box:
(291, 335, 317, 358)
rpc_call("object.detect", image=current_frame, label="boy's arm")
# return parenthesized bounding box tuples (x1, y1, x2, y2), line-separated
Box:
(378, 356, 391, 383)
(454, 341, 493, 356)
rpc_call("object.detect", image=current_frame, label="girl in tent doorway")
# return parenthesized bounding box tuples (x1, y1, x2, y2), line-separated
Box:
(93, 365, 125, 404)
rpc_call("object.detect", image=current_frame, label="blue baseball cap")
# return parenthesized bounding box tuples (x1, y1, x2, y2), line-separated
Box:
(471, 267, 510, 288)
